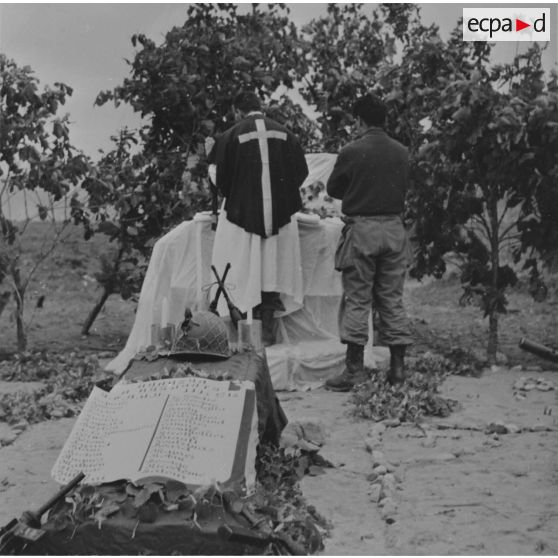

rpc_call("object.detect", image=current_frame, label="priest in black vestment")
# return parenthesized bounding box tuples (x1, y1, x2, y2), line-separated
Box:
(207, 91, 309, 345)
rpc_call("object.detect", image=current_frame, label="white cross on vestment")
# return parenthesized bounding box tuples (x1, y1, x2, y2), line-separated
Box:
(238, 119, 287, 236)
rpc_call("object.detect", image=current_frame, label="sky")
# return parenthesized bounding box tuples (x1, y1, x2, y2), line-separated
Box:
(0, 2, 556, 162)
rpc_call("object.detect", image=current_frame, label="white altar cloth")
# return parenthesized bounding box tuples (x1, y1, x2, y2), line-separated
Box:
(106, 212, 388, 389)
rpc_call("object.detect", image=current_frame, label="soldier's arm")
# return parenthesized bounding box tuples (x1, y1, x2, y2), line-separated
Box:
(326, 148, 351, 200)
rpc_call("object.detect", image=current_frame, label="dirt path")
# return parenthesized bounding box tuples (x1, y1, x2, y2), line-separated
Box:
(1, 367, 557, 555)
(279, 367, 558, 555)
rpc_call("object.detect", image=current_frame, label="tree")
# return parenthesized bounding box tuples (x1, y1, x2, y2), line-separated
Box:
(299, 3, 420, 150)
(408, 39, 558, 361)
(0, 55, 88, 351)
(79, 4, 319, 330)
(96, 3, 307, 178)
(77, 129, 150, 335)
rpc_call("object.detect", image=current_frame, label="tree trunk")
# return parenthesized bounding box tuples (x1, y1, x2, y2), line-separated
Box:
(81, 287, 112, 336)
(12, 267, 27, 352)
(0, 292, 10, 320)
(487, 192, 500, 364)
(82, 244, 125, 335)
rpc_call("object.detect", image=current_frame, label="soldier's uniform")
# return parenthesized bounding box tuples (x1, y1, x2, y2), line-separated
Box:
(327, 126, 412, 388)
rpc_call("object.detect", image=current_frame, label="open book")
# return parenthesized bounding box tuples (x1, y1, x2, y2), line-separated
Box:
(51, 377, 257, 488)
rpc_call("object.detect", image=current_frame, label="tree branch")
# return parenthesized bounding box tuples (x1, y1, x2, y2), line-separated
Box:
(471, 213, 492, 244)
(498, 211, 522, 241)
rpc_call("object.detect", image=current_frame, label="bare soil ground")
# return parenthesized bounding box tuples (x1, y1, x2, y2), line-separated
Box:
(1, 223, 557, 554)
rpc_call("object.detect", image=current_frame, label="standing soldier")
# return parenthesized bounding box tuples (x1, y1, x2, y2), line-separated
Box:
(325, 93, 412, 391)
(207, 91, 308, 345)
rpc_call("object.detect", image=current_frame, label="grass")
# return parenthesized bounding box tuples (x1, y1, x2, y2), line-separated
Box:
(406, 275, 558, 368)
(0, 222, 134, 356)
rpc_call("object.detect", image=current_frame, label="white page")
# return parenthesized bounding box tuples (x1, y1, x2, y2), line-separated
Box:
(137, 386, 246, 485)
(52, 377, 254, 487)
(51, 387, 112, 484)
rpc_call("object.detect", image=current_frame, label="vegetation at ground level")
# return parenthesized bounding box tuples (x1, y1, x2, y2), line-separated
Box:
(40, 443, 329, 554)
(352, 352, 468, 423)
(0, 351, 111, 425)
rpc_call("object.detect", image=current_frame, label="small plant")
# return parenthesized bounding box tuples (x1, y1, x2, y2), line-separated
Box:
(351, 352, 460, 423)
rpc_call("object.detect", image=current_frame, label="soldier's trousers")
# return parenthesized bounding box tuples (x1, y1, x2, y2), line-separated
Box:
(335, 215, 412, 347)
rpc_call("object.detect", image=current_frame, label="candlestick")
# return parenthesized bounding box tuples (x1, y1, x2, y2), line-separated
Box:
(161, 297, 169, 327)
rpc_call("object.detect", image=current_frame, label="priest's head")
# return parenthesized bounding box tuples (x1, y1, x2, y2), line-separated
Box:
(233, 91, 262, 118)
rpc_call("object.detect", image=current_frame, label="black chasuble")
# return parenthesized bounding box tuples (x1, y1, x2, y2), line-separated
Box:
(208, 114, 308, 238)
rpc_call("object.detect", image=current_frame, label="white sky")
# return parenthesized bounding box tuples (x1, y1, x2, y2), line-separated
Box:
(0, 3, 556, 161)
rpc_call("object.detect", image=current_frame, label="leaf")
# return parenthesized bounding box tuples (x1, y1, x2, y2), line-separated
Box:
(80, 485, 96, 499)
(164, 479, 189, 503)
(177, 494, 196, 516)
(133, 483, 164, 508)
(137, 502, 159, 523)
(294, 457, 308, 479)
(52, 121, 65, 138)
(94, 502, 120, 529)
(126, 226, 138, 237)
(451, 107, 471, 121)
(97, 221, 120, 237)
(37, 205, 48, 221)
(305, 516, 323, 553)
(52, 513, 69, 531)
(307, 465, 325, 476)
(232, 56, 250, 69)
(194, 499, 213, 520)
(120, 500, 137, 519)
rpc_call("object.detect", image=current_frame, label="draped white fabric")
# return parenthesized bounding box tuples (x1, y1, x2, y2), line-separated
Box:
(106, 153, 389, 387)
(211, 207, 304, 316)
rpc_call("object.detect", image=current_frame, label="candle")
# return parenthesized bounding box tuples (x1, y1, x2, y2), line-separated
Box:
(161, 297, 169, 327)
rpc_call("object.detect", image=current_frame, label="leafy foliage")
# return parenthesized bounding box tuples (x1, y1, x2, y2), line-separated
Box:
(351, 352, 460, 423)
(299, 4, 420, 150)
(406, 39, 558, 359)
(76, 130, 154, 333)
(0, 351, 112, 424)
(93, 3, 311, 200)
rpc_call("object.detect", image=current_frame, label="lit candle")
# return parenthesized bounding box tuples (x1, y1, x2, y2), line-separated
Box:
(161, 297, 169, 326)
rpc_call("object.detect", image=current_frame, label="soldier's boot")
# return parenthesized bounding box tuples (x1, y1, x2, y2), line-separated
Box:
(387, 345, 406, 385)
(325, 343, 367, 392)
(261, 309, 276, 347)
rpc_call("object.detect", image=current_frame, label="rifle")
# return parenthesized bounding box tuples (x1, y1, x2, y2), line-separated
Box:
(519, 338, 558, 365)
(211, 265, 244, 329)
(209, 179, 219, 232)
(0, 472, 85, 554)
(209, 262, 231, 316)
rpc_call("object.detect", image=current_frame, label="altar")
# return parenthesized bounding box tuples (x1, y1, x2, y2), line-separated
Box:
(106, 212, 388, 389)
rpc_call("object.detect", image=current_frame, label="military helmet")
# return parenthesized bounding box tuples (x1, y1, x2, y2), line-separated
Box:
(170, 311, 230, 359)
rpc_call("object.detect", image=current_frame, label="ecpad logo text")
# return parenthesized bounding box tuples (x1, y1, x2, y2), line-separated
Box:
(463, 8, 551, 42)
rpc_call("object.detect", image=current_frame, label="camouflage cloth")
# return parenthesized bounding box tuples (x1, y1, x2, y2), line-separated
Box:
(335, 215, 412, 347)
